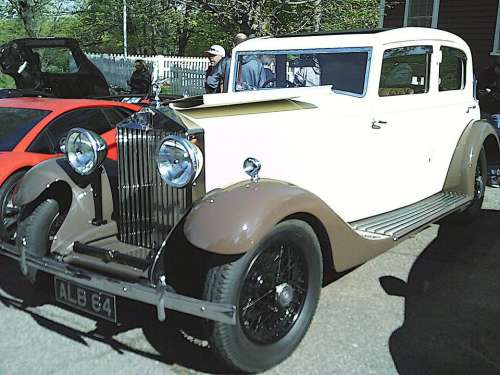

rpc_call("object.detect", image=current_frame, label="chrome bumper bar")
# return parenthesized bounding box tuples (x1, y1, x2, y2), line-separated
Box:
(0, 243, 236, 325)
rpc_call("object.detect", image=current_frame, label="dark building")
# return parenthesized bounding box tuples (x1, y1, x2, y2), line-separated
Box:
(380, 0, 499, 71)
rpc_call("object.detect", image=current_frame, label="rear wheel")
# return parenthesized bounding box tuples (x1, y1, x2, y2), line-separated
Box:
(203, 219, 322, 373)
(0, 171, 26, 244)
(456, 147, 487, 223)
(17, 199, 60, 285)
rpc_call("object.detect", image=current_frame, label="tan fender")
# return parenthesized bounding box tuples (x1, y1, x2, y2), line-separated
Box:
(14, 157, 117, 256)
(183, 179, 396, 272)
(15, 157, 70, 207)
(444, 120, 500, 196)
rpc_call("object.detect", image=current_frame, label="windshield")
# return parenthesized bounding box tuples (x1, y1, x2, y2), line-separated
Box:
(234, 48, 370, 95)
(0, 107, 51, 151)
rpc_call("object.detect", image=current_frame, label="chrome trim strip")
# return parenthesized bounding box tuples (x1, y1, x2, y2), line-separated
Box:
(0, 243, 236, 325)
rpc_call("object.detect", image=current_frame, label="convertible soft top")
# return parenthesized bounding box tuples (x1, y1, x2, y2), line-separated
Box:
(0, 38, 110, 98)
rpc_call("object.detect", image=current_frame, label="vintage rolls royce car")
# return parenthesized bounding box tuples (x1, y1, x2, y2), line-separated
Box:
(2, 28, 500, 372)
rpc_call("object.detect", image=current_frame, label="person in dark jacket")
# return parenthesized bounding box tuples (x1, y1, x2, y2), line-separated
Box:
(128, 59, 152, 94)
(478, 57, 500, 116)
(235, 55, 267, 91)
(204, 45, 227, 94)
(217, 33, 249, 93)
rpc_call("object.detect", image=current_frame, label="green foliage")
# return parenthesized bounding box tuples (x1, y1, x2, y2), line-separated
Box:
(0, 72, 15, 88)
(0, 18, 25, 44)
(321, 0, 380, 31)
(0, 0, 381, 57)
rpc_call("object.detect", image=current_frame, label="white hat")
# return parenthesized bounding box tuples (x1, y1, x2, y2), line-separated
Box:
(205, 45, 225, 57)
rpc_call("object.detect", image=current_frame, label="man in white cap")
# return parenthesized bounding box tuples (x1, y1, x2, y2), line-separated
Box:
(204, 44, 227, 93)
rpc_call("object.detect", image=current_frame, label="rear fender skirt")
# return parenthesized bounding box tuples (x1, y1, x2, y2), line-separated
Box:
(443, 120, 500, 196)
(14, 157, 116, 256)
(183, 179, 395, 272)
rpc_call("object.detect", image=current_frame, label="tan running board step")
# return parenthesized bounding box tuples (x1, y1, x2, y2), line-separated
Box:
(350, 192, 471, 240)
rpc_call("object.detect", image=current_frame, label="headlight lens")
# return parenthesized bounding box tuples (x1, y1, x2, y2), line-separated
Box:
(66, 128, 107, 176)
(157, 135, 203, 188)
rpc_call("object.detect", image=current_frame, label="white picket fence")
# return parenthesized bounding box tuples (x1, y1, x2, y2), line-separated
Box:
(86, 53, 209, 96)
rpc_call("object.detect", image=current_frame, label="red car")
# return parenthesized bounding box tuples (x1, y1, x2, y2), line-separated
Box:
(0, 97, 140, 244)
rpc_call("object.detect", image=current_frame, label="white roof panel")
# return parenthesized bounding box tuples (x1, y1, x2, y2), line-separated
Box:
(232, 27, 467, 53)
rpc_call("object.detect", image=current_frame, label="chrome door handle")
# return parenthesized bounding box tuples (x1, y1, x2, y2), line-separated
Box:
(372, 120, 388, 129)
(466, 105, 477, 113)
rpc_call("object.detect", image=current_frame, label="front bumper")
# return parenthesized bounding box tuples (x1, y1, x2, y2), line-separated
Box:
(0, 242, 236, 325)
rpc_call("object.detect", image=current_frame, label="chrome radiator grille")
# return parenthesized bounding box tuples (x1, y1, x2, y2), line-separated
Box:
(117, 126, 191, 249)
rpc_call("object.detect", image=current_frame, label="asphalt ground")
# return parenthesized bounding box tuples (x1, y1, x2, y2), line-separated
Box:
(1, 188, 500, 375)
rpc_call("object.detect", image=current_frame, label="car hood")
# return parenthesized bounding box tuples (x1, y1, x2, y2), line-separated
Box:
(0, 38, 110, 98)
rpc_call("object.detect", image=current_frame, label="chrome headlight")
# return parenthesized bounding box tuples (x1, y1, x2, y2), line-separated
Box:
(157, 135, 203, 188)
(66, 128, 107, 176)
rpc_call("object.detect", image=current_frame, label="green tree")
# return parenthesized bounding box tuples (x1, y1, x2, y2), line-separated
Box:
(0, 0, 381, 56)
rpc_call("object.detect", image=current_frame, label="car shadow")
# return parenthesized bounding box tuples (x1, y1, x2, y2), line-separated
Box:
(0, 256, 232, 374)
(380, 209, 500, 375)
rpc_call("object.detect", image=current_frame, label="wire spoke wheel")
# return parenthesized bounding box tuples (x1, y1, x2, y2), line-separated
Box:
(474, 158, 485, 200)
(450, 147, 487, 223)
(239, 243, 308, 345)
(203, 219, 322, 373)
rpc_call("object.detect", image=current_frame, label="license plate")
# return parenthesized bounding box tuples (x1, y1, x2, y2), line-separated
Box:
(54, 278, 117, 322)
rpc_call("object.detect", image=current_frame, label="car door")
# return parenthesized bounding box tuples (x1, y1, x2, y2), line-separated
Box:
(426, 45, 478, 191)
(371, 44, 437, 212)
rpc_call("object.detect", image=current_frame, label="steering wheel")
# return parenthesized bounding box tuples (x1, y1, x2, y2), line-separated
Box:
(261, 78, 296, 89)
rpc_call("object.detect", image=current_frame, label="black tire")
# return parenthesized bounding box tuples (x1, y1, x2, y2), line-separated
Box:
(17, 199, 60, 285)
(455, 147, 487, 223)
(204, 219, 322, 373)
(0, 170, 26, 244)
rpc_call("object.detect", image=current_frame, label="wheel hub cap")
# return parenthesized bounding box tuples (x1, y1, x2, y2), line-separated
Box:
(239, 243, 308, 345)
(276, 283, 294, 308)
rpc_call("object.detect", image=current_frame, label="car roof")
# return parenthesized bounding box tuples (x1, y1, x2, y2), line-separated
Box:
(233, 27, 468, 53)
(0, 97, 137, 112)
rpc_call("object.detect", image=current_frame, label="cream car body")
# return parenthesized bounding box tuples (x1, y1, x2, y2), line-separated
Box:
(176, 28, 479, 222)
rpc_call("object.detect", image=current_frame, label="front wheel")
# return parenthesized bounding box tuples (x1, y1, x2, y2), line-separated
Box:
(17, 199, 60, 285)
(204, 219, 323, 373)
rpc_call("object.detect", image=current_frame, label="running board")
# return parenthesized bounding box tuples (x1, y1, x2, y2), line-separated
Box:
(350, 192, 470, 240)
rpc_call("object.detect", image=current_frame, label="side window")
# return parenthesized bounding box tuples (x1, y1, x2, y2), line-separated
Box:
(379, 46, 432, 97)
(287, 54, 321, 87)
(439, 47, 467, 91)
(102, 107, 132, 128)
(49, 108, 112, 142)
(28, 132, 54, 154)
(32, 47, 77, 73)
(29, 108, 113, 154)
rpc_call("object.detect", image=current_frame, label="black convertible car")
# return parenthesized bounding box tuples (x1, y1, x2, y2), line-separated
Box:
(0, 38, 110, 98)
